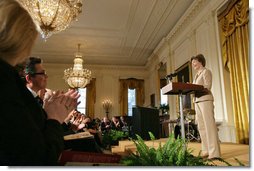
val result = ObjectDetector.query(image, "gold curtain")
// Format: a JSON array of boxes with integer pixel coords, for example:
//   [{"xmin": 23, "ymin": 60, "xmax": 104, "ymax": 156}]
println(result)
[
  {"xmin": 119, "ymin": 78, "xmax": 145, "ymax": 115},
  {"xmin": 119, "ymin": 80, "xmax": 128, "ymax": 116},
  {"xmin": 86, "ymin": 78, "xmax": 96, "ymax": 119},
  {"xmin": 218, "ymin": 0, "xmax": 249, "ymax": 144}
]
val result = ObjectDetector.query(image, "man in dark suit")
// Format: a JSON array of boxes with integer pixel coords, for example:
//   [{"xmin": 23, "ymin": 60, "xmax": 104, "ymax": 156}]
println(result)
[{"xmin": 25, "ymin": 57, "xmax": 48, "ymax": 106}]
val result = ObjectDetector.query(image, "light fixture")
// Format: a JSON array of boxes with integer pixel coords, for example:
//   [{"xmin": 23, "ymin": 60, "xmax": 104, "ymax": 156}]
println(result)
[
  {"xmin": 63, "ymin": 43, "xmax": 91, "ymax": 89},
  {"xmin": 19, "ymin": 0, "xmax": 83, "ymax": 40},
  {"xmin": 102, "ymin": 99, "xmax": 112, "ymax": 118}
]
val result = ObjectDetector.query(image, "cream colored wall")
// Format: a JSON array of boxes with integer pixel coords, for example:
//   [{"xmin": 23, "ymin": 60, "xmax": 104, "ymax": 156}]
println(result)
[
  {"xmin": 44, "ymin": 63, "xmax": 70, "ymax": 91},
  {"xmin": 145, "ymin": 55, "xmax": 160, "ymax": 108},
  {"xmin": 148, "ymin": 0, "xmax": 236, "ymax": 142},
  {"xmin": 146, "ymin": 42, "xmax": 177, "ymax": 119},
  {"xmin": 44, "ymin": 63, "xmax": 148, "ymax": 120},
  {"xmin": 43, "ymin": 0, "xmax": 236, "ymax": 142}
]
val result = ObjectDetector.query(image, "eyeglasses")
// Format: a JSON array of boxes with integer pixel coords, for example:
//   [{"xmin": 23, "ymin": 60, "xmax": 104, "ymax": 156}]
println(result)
[{"xmin": 31, "ymin": 71, "xmax": 47, "ymax": 76}]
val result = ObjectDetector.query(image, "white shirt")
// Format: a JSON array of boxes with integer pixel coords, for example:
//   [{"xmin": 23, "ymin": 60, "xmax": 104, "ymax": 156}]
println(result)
[{"xmin": 27, "ymin": 86, "xmax": 37, "ymax": 98}]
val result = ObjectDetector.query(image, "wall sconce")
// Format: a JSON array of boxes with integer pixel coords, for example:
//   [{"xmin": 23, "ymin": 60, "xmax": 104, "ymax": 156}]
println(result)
[{"xmin": 102, "ymin": 99, "xmax": 112, "ymax": 118}]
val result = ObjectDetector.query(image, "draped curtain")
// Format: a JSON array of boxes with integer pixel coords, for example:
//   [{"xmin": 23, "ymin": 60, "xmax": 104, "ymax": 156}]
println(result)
[
  {"xmin": 218, "ymin": 0, "xmax": 249, "ymax": 144},
  {"xmin": 119, "ymin": 78, "xmax": 145, "ymax": 115},
  {"xmin": 85, "ymin": 78, "xmax": 96, "ymax": 119}
]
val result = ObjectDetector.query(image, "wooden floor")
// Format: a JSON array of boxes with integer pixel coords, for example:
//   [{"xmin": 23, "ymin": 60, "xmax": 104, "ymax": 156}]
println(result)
[{"xmin": 111, "ymin": 138, "xmax": 250, "ymax": 166}]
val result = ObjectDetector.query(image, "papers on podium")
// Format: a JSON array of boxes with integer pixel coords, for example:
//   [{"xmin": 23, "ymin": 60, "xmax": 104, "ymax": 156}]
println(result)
[{"xmin": 64, "ymin": 131, "xmax": 94, "ymax": 141}]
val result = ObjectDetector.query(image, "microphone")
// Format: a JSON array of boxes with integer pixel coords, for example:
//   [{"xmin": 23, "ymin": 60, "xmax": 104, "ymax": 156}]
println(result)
[{"xmin": 165, "ymin": 72, "xmax": 177, "ymax": 81}]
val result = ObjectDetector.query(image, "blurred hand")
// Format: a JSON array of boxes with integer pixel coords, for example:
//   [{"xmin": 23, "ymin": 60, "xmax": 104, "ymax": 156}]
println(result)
[
  {"xmin": 77, "ymin": 123, "xmax": 86, "ymax": 130},
  {"xmin": 62, "ymin": 89, "xmax": 80, "ymax": 112},
  {"xmin": 64, "ymin": 110, "xmax": 75, "ymax": 124},
  {"xmin": 44, "ymin": 90, "xmax": 80, "ymax": 124},
  {"xmin": 70, "ymin": 121, "xmax": 85, "ymax": 131}
]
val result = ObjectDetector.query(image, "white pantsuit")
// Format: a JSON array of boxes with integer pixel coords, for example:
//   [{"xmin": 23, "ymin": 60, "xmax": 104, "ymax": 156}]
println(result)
[{"xmin": 193, "ymin": 68, "xmax": 221, "ymax": 158}]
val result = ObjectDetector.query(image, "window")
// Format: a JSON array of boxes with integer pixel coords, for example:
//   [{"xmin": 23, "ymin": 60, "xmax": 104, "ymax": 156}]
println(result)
[
  {"xmin": 128, "ymin": 88, "xmax": 136, "ymax": 116},
  {"xmin": 77, "ymin": 88, "xmax": 86, "ymax": 114},
  {"xmin": 160, "ymin": 89, "xmax": 168, "ymax": 105}
]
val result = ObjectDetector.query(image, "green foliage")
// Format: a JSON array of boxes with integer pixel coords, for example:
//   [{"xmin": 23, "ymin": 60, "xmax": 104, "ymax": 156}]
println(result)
[
  {"xmin": 102, "ymin": 130, "xmax": 128, "ymax": 147},
  {"xmin": 159, "ymin": 104, "xmax": 169, "ymax": 114},
  {"xmin": 120, "ymin": 133, "xmax": 244, "ymax": 166}
]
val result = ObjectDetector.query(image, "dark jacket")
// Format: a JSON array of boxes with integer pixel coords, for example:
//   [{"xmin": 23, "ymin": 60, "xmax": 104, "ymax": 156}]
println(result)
[{"xmin": 0, "ymin": 59, "xmax": 64, "ymax": 166}]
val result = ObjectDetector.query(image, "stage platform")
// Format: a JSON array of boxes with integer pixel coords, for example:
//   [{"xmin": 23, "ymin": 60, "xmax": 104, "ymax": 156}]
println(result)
[{"xmin": 111, "ymin": 138, "xmax": 249, "ymax": 166}]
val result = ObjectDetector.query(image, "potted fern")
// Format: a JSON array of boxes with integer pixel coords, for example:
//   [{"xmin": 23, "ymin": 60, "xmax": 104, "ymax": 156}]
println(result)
[
  {"xmin": 120, "ymin": 132, "xmax": 243, "ymax": 166},
  {"xmin": 159, "ymin": 104, "xmax": 169, "ymax": 115}
]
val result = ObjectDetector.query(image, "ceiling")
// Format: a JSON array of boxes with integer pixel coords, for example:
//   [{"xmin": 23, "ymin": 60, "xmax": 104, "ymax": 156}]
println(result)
[{"xmin": 31, "ymin": 0, "xmax": 194, "ymax": 67}]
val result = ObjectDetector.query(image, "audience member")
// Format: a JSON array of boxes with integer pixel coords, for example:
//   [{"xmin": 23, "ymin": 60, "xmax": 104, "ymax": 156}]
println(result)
[
  {"xmin": 37, "ymin": 88, "xmax": 47, "ymax": 101},
  {"xmin": 120, "ymin": 116, "xmax": 129, "ymax": 132},
  {"xmin": 62, "ymin": 110, "xmax": 80, "ymax": 135},
  {"xmin": 111, "ymin": 116, "xmax": 122, "ymax": 130},
  {"xmin": 93, "ymin": 118, "xmax": 102, "ymax": 130},
  {"xmin": 0, "ymin": 0, "xmax": 79, "ymax": 165},
  {"xmin": 100, "ymin": 117, "xmax": 111, "ymax": 132},
  {"xmin": 25, "ymin": 57, "xmax": 48, "ymax": 107},
  {"xmin": 82, "ymin": 117, "xmax": 102, "ymax": 146}
]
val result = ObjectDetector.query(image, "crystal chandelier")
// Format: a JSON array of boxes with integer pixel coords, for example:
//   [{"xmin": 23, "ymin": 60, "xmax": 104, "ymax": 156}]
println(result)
[
  {"xmin": 19, "ymin": 0, "xmax": 83, "ymax": 40},
  {"xmin": 63, "ymin": 44, "xmax": 92, "ymax": 89}
]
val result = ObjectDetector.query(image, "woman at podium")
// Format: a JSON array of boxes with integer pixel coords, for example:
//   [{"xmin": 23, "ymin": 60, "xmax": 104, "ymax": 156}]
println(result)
[{"xmin": 191, "ymin": 54, "xmax": 221, "ymax": 159}]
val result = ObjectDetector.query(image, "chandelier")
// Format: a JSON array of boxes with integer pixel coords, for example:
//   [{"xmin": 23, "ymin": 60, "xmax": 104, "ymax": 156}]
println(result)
[
  {"xmin": 19, "ymin": 0, "xmax": 83, "ymax": 40},
  {"xmin": 63, "ymin": 44, "xmax": 92, "ymax": 89}
]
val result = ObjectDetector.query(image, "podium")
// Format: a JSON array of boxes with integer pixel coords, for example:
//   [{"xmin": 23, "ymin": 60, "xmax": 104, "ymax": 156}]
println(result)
[
  {"xmin": 162, "ymin": 82, "xmax": 204, "ymax": 95},
  {"xmin": 162, "ymin": 82, "xmax": 203, "ymax": 146}
]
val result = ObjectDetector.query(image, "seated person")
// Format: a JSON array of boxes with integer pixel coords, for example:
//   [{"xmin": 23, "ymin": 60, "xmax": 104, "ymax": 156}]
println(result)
[
  {"xmin": 93, "ymin": 118, "xmax": 101, "ymax": 130},
  {"xmin": 63, "ymin": 115, "xmax": 102, "ymax": 153},
  {"xmin": 110, "ymin": 116, "xmax": 122, "ymax": 131},
  {"xmin": 62, "ymin": 110, "xmax": 84, "ymax": 135},
  {"xmin": 81, "ymin": 117, "xmax": 102, "ymax": 147},
  {"xmin": 120, "ymin": 116, "xmax": 129, "ymax": 132},
  {"xmin": 100, "ymin": 117, "xmax": 111, "ymax": 132}
]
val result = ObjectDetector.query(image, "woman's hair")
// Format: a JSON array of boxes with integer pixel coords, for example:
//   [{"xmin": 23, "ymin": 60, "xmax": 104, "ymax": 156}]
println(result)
[
  {"xmin": 191, "ymin": 54, "xmax": 206, "ymax": 67},
  {"xmin": 0, "ymin": 0, "xmax": 38, "ymax": 63}
]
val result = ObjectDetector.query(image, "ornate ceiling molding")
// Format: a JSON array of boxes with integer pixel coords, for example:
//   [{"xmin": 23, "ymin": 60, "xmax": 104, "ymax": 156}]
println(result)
[{"xmin": 166, "ymin": 0, "xmax": 207, "ymax": 41}]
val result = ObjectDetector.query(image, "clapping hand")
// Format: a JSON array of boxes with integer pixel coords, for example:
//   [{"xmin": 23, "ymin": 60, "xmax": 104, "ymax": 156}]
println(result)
[{"xmin": 44, "ymin": 89, "xmax": 80, "ymax": 124}]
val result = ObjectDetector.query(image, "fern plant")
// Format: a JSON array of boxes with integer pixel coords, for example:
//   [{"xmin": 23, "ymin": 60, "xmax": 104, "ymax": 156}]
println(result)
[{"xmin": 120, "ymin": 132, "xmax": 243, "ymax": 166}]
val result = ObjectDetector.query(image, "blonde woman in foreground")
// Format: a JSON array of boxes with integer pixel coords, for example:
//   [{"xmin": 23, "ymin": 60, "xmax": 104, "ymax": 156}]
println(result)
[{"xmin": 0, "ymin": 0, "xmax": 79, "ymax": 165}]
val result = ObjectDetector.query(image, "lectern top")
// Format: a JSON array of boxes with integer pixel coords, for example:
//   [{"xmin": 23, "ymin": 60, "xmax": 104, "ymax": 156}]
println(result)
[{"xmin": 161, "ymin": 82, "xmax": 204, "ymax": 95}]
